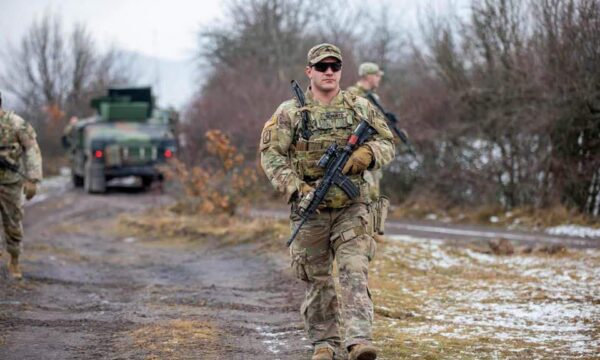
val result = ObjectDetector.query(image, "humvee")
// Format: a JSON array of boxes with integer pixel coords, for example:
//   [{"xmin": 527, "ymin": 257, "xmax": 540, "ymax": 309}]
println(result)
[{"xmin": 63, "ymin": 87, "xmax": 177, "ymax": 193}]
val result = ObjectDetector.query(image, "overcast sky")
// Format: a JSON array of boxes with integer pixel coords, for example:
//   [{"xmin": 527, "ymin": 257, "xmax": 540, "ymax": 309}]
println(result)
[
  {"xmin": 1, "ymin": 0, "xmax": 472, "ymax": 60},
  {"xmin": 0, "ymin": 0, "xmax": 470, "ymax": 107}
]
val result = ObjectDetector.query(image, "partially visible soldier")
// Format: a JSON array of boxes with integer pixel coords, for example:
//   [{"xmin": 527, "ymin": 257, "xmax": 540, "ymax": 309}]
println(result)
[
  {"xmin": 347, "ymin": 63, "xmax": 388, "ymax": 243},
  {"xmin": 261, "ymin": 44, "xmax": 395, "ymax": 360},
  {"xmin": 347, "ymin": 62, "xmax": 384, "ymax": 100},
  {"xmin": 0, "ymin": 91, "xmax": 43, "ymax": 280}
]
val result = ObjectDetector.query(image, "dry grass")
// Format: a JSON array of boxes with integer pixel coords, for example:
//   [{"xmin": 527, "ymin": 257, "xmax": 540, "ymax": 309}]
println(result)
[
  {"xmin": 116, "ymin": 207, "xmax": 289, "ymax": 253},
  {"xmin": 370, "ymin": 235, "xmax": 600, "ymax": 359},
  {"xmin": 125, "ymin": 320, "xmax": 220, "ymax": 359},
  {"xmin": 393, "ymin": 200, "xmax": 599, "ymax": 229},
  {"xmin": 113, "ymin": 206, "xmax": 599, "ymax": 358}
]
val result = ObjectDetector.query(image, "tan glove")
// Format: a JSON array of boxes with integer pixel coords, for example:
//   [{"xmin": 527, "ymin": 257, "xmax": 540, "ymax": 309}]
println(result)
[
  {"xmin": 23, "ymin": 180, "xmax": 38, "ymax": 200},
  {"xmin": 297, "ymin": 182, "xmax": 315, "ymax": 212},
  {"xmin": 299, "ymin": 182, "xmax": 315, "ymax": 197},
  {"xmin": 342, "ymin": 146, "xmax": 373, "ymax": 175}
]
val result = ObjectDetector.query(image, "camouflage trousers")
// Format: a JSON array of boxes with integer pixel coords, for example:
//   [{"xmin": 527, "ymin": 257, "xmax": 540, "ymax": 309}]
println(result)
[
  {"xmin": 289, "ymin": 202, "xmax": 376, "ymax": 351},
  {"xmin": 0, "ymin": 181, "xmax": 24, "ymax": 257}
]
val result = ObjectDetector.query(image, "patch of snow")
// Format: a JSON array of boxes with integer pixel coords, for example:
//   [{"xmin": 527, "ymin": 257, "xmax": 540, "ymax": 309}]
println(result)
[
  {"xmin": 256, "ymin": 325, "xmax": 302, "ymax": 356},
  {"xmin": 426, "ymin": 213, "xmax": 438, "ymax": 221},
  {"xmin": 108, "ymin": 176, "xmax": 140, "ymax": 186},
  {"xmin": 380, "ymin": 236, "xmax": 600, "ymax": 356},
  {"xmin": 545, "ymin": 225, "xmax": 600, "ymax": 239}
]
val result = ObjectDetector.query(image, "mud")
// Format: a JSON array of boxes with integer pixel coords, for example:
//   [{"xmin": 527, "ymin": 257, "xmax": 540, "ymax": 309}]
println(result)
[{"xmin": 0, "ymin": 185, "xmax": 311, "ymax": 359}]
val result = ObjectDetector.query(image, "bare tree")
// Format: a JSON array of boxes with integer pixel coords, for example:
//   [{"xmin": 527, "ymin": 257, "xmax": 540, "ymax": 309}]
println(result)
[
  {"xmin": 187, "ymin": 0, "xmax": 599, "ymax": 217},
  {"xmin": 532, "ymin": 0, "xmax": 600, "ymax": 214},
  {"xmin": 0, "ymin": 12, "xmax": 134, "ymax": 166},
  {"xmin": 186, "ymin": 0, "xmax": 367, "ymax": 164}
]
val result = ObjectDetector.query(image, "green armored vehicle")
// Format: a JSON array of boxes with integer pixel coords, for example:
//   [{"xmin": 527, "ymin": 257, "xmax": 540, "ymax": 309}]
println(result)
[{"xmin": 63, "ymin": 87, "xmax": 177, "ymax": 193}]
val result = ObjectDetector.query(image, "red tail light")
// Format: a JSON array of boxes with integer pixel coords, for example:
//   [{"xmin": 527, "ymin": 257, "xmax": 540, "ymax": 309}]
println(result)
[
  {"xmin": 164, "ymin": 149, "xmax": 173, "ymax": 158},
  {"xmin": 94, "ymin": 150, "xmax": 103, "ymax": 159}
]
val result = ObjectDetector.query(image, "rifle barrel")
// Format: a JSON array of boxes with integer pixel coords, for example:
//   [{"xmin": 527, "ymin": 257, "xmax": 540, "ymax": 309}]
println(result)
[{"xmin": 287, "ymin": 216, "xmax": 308, "ymax": 247}]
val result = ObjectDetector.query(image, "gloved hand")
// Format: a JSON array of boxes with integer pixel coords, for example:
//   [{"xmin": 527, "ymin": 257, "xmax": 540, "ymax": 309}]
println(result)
[
  {"xmin": 23, "ymin": 180, "xmax": 37, "ymax": 200},
  {"xmin": 296, "ymin": 182, "xmax": 316, "ymax": 213},
  {"xmin": 342, "ymin": 146, "xmax": 373, "ymax": 175},
  {"xmin": 299, "ymin": 182, "xmax": 315, "ymax": 197}
]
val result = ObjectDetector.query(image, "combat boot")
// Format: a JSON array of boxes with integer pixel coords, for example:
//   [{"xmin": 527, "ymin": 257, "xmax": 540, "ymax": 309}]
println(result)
[
  {"xmin": 8, "ymin": 255, "xmax": 22, "ymax": 280},
  {"xmin": 311, "ymin": 347, "xmax": 334, "ymax": 360},
  {"xmin": 348, "ymin": 344, "xmax": 377, "ymax": 360}
]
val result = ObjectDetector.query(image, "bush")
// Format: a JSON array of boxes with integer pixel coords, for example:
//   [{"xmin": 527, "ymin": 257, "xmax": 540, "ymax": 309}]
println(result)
[{"xmin": 161, "ymin": 130, "xmax": 258, "ymax": 215}]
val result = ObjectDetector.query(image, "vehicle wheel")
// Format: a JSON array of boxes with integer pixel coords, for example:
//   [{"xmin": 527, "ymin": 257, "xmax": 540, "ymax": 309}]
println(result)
[
  {"xmin": 84, "ymin": 160, "xmax": 106, "ymax": 194},
  {"xmin": 141, "ymin": 176, "xmax": 153, "ymax": 189},
  {"xmin": 72, "ymin": 173, "xmax": 84, "ymax": 188}
]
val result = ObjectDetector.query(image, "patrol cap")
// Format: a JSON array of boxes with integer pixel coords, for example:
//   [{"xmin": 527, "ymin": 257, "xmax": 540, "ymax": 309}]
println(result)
[
  {"xmin": 307, "ymin": 43, "xmax": 343, "ymax": 65},
  {"xmin": 359, "ymin": 62, "xmax": 384, "ymax": 76}
]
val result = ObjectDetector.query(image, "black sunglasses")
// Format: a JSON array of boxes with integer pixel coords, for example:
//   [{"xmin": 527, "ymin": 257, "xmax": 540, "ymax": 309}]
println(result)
[{"xmin": 312, "ymin": 62, "xmax": 342, "ymax": 72}]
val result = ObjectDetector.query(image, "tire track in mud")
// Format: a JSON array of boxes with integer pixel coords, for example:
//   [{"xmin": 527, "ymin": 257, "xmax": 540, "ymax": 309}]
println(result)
[{"xmin": 0, "ymin": 188, "xmax": 311, "ymax": 359}]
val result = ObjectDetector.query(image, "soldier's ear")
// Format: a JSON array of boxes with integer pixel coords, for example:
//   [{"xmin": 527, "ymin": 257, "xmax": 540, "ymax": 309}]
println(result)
[{"xmin": 305, "ymin": 66, "xmax": 312, "ymax": 80}]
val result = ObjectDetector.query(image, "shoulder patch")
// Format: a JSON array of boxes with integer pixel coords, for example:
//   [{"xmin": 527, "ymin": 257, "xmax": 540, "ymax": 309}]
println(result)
[{"xmin": 262, "ymin": 128, "xmax": 272, "ymax": 144}]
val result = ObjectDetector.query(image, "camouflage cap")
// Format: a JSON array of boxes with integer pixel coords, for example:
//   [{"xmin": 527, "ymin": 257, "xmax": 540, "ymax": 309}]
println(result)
[
  {"xmin": 359, "ymin": 62, "xmax": 384, "ymax": 76},
  {"xmin": 307, "ymin": 43, "xmax": 342, "ymax": 65}
]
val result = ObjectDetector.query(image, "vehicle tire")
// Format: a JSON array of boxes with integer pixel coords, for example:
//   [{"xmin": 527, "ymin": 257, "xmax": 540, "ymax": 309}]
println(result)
[
  {"xmin": 141, "ymin": 176, "xmax": 153, "ymax": 189},
  {"xmin": 72, "ymin": 173, "xmax": 84, "ymax": 188},
  {"xmin": 84, "ymin": 160, "xmax": 106, "ymax": 194}
]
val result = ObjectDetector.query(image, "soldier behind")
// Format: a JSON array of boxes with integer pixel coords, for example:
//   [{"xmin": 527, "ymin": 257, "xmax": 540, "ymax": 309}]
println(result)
[
  {"xmin": 0, "ymin": 91, "xmax": 43, "ymax": 280},
  {"xmin": 347, "ymin": 63, "xmax": 389, "ymax": 243},
  {"xmin": 260, "ymin": 44, "xmax": 395, "ymax": 360}
]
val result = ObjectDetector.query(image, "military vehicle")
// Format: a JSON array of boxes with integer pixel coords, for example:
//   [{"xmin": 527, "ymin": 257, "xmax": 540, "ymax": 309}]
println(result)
[{"xmin": 63, "ymin": 87, "xmax": 177, "ymax": 193}]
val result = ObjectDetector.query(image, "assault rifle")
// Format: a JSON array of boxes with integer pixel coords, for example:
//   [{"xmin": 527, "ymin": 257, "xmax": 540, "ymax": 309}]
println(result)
[
  {"xmin": 287, "ymin": 120, "xmax": 378, "ymax": 247},
  {"xmin": 364, "ymin": 91, "xmax": 418, "ymax": 160},
  {"xmin": 0, "ymin": 156, "xmax": 30, "ymax": 181}
]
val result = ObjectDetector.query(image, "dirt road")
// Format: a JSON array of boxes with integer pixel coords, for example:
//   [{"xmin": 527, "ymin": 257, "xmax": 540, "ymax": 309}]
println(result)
[{"xmin": 0, "ymin": 182, "xmax": 310, "ymax": 359}]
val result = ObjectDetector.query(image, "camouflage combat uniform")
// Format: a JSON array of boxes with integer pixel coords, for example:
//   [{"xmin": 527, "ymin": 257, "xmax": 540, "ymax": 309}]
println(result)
[
  {"xmin": 346, "ymin": 83, "xmax": 384, "ymax": 202},
  {"xmin": 260, "ymin": 88, "xmax": 394, "ymax": 352},
  {"xmin": 0, "ymin": 110, "xmax": 42, "ymax": 258}
]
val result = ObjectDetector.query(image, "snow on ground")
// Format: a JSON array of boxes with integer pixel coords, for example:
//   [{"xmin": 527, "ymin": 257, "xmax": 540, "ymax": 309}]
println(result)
[
  {"xmin": 373, "ymin": 235, "xmax": 600, "ymax": 358},
  {"xmin": 26, "ymin": 170, "xmax": 72, "ymax": 206},
  {"xmin": 545, "ymin": 224, "xmax": 600, "ymax": 239}
]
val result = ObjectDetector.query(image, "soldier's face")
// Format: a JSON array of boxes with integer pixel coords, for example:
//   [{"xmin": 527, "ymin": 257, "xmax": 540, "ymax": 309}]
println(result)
[
  {"xmin": 367, "ymin": 73, "xmax": 382, "ymax": 89},
  {"xmin": 306, "ymin": 57, "xmax": 342, "ymax": 93}
]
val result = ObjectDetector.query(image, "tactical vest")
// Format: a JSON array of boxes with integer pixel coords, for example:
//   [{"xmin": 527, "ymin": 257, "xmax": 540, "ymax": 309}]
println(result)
[
  {"xmin": 0, "ymin": 111, "xmax": 24, "ymax": 184},
  {"xmin": 289, "ymin": 92, "xmax": 370, "ymax": 208}
]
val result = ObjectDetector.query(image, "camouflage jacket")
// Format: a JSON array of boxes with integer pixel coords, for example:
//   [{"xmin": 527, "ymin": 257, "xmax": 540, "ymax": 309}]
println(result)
[
  {"xmin": 346, "ymin": 82, "xmax": 382, "ymax": 104},
  {"xmin": 0, "ymin": 110, "xmax": 43, "ymax": 184},
  {"xmin": 260, "ymin": 88, "xmax": 394, "ymax": 208}
]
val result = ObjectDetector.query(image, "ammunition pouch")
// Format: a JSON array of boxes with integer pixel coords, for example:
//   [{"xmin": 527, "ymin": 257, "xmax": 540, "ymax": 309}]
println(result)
[{"xmin": 371, "ymin": 196, "xmax": 390, "ymax": 235}]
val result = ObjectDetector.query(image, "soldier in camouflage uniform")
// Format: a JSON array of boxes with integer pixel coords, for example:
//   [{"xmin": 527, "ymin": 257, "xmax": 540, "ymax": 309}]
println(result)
[
  {"xmin": 347, "ymin": 63, "xmax": 389, "ymax": 243},
  {"xmin": 0, "ymin": 91, "xmax": 43, "ymax": 280},
  {"xmin": 347, "ymin": 63, "xmax": 385, "ymax": 202},
  {"xmin": 260, "ymin": 45, "xmax": 394, "ymax": 360}
]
